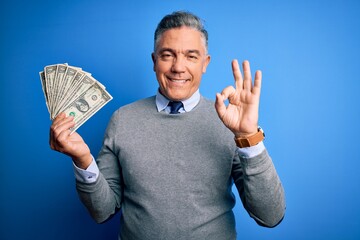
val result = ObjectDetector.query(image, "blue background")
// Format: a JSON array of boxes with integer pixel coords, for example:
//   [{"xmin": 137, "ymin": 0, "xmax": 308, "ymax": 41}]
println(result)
[{"xmin": 1, "ymin": 0, "xmax": 359, "ymax": 239}]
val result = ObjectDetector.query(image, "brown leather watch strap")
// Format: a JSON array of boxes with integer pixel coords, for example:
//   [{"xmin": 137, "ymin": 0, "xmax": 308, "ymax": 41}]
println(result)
[{"xmin": 234, "ymin": 128, "xmax": 265, "ymax": 148}]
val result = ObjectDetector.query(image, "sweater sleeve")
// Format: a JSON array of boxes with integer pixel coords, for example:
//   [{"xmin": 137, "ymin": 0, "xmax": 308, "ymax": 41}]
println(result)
[
  {"xmin": 232, "ymin": 149, "xmax": 286, "ymax": 227},
  {"xmin": 76, "ymin": 111, "xmax": 123, "ymax": 223}
]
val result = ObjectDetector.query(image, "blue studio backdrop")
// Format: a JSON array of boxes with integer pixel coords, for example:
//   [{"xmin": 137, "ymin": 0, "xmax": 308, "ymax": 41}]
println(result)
[{"xmin": 1, "ymin": 0, "xmax": 360, "ymax": 239}]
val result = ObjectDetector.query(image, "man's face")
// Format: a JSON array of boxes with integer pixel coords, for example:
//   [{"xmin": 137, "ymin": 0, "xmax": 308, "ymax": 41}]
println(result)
[{"xmin": 152, "ymin": 26, "xmax": 211, "ymax": 101}]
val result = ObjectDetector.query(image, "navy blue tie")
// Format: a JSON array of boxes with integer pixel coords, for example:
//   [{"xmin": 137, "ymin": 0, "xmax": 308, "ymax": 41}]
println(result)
[{"xmin": 168, "ymin": 101, "xmax": 183, "ymax": 114}]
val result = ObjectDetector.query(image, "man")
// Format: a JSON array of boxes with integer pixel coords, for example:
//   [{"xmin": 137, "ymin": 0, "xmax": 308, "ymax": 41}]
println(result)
[{"xmin": 50, "ymin": 11, "xmax": 285, "ymax": 240}]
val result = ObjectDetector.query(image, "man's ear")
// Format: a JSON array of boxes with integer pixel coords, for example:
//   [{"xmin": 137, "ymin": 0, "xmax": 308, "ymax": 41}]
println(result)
[
  {"xmin": 202, "ymin": 55, "xmax": 211, "ymax": 73},
  {"xmin": 151, "ymin": 53, "xmax": 156, "ymax": 72}
]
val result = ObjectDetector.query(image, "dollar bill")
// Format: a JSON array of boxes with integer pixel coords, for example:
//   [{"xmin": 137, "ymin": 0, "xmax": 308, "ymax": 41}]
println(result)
[
  {"xmin": 40, "ymin": 63, "xmax": 112, "ymax": 131},
  {"xmin": 54, "ymin": 73, "xmax": 95, "ymax": 119},
  {"xmin": 63, "ymin": 82, "xmax": 113, "ymax": 132},
  {"xmin": 39, "ymin": 71, "xmax": 50, "ymax": 114},
  {"xmin": 52, "ymin": 66, "xmax": 82, "ymax": 118},
  {"xmin": 44, "ymin": 65, "xmax": 58, "ymax": 115},
  {"xmin": 53, "ymin": 64, "xmax": 67, "ymax": 113}
]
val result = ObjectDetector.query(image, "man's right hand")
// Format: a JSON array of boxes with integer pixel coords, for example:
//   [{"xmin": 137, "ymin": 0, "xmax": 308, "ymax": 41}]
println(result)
[{"xmin": 50, "ymin": 113, "xmax": 92, "ymax": 169}]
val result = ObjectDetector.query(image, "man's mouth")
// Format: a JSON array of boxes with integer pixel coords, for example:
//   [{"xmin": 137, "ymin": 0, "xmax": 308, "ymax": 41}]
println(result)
[{"xmin": 167, "ymin": 77, "xmax": 189, "ymax": 83}]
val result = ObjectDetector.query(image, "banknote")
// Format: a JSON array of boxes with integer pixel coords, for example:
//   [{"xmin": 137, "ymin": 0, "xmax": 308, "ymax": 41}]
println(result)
[
  {"xmin": 63, "ymin": 82, "xmax": 113, "ymax": 132},
  {"xmin": 44, "ymin": 65, "xmax": 57, "ymax": 114},
  {"xmin": 39, "ymin": 63, "xmax": 112, "ymax": 131}
]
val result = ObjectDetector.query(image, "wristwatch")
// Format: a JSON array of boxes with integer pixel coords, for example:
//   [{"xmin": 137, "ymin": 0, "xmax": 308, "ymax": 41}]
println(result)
[{"xmin": 234, "ymin": 127, "xmax": 265, "ymax": 148}]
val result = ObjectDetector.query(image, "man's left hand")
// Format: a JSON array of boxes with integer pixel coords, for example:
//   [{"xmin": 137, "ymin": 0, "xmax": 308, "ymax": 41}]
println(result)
[{"xmin": 215, "ymin": 60, "xmax": 262, "ymax": 138}]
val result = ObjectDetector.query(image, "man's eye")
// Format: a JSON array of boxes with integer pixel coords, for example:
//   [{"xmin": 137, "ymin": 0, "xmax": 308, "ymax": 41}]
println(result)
[
  {"xmin": 160, "ymin": 53, "xmax": 173, "ymax": 60},
  {"xmin": 188, "ymin": 55, "xmax": 198, "ymax": 60}
]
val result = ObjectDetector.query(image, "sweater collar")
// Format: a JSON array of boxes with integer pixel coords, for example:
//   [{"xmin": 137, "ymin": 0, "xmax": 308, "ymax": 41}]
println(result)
[{"xmin": 155, "ymin": 89, "xmax": 200, "ymax": 113}]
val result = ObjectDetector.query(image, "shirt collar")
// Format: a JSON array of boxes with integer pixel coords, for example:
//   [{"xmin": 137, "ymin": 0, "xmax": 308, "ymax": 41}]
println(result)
[{"xmin": 156, "ymin": 89, "xmax": 200, "ymax": 113}]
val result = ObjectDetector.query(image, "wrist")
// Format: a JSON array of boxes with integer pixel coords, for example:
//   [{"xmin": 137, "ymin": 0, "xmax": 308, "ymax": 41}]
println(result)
[
  {"xmin": 234, "ymin": 131, "xmax": 257, "ymax": 139},
  {"xmin": 234, "ymin": 127, "xmax": 265, "ymax": 148},
  {"xmin": 72, "ymin": 153, "xmax": 92, "ymax": 170}
]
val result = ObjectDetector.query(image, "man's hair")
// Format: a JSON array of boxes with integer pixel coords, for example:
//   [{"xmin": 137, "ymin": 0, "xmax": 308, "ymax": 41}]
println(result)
[{"xmin": 154, "ymin": 11, "xmax": 208, "ymax": 52}]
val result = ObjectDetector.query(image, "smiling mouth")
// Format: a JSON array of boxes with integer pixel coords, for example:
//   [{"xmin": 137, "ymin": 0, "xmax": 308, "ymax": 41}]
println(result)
[{"xmin": 167, "ymin": 77, "xmax": 189, "ymax": 83}]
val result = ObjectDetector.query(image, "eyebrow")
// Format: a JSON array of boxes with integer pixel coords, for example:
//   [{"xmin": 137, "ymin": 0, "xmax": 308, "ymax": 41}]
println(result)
[
  {"xmin": 187, "ymin": 49, "xmax": 201, "ymax": 55},
  {"xmin": 158, "ymin": 48, "xmax": 201, "ymax": 56}
]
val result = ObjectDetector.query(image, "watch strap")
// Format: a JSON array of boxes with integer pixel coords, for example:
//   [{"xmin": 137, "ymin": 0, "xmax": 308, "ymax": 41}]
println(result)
[{"xmin": 234, "ymin": 128, "xmax": 265, "ymax": 148}]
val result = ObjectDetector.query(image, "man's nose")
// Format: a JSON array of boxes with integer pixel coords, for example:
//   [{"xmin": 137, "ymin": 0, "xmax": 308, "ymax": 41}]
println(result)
[{"xmin": 171, "ymin": 56, "xmax": 186, "ymax": 73}]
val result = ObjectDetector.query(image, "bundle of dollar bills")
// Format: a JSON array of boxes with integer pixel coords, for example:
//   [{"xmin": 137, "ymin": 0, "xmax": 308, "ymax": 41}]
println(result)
[{"xmin": 39, "ymin": 63, "xmax": 113, "ymax": 132}]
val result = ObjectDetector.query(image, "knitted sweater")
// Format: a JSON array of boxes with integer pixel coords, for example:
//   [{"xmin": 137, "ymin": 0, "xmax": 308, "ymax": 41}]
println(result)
[{"xmin": 76, "ymin": 96, "xmax": 285, "ymax": 240}]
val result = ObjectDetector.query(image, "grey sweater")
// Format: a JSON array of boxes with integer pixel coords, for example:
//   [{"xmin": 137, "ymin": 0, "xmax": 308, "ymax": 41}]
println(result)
[{"xmin": 76, "ymin": 96, "xmax": 285, "ymax": 240}]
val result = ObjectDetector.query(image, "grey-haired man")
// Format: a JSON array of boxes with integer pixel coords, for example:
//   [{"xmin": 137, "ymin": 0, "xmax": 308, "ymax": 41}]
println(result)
[{"xmin": 50, "ymin": 11, "xmax": 285, "ymax": 240}]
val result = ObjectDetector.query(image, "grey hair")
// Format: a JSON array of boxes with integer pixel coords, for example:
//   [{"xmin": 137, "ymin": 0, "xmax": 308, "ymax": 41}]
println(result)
[{"xmin": 154, "ymin": 11, "xmax": 208, "ymax": 52}]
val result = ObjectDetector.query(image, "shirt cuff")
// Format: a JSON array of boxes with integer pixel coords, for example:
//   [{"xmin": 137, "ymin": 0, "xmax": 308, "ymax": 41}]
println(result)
[
  {"xmin": 73, "ymin": 156, "xmax": 99, "ymax": 183},
  {"xmin": 236, "ymin": 141, "xmax": 265, "ymax": 158}
]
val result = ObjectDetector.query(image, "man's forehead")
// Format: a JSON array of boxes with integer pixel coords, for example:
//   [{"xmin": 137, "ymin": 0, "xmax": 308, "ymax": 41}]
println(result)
[{"xmin": 156, "ymin": 27, "xmax": 206, "ymax": 52}]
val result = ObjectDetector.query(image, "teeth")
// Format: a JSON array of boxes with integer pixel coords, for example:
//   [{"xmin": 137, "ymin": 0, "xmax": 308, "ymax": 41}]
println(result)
[{"xmin": 169, "ymin": 78, "xmax": 186, "ymax": 83}]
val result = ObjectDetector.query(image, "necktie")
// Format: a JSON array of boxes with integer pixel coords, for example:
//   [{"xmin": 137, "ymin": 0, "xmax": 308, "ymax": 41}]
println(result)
[{"xmin": 168, "ymin": 101, "xmax": 183, "ymax": 114}]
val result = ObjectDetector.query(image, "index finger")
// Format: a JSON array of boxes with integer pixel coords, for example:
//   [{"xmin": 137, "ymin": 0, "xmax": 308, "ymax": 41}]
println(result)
[
  {"xmin": 52, "ymin": 112, "xmax": 67, "ymax": 126},
  {"xmin": 51, "ymin": 113, "xmax": 74, "ymax": 131}
]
